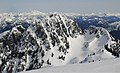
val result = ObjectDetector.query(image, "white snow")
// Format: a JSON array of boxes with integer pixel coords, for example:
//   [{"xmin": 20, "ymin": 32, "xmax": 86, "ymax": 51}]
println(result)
[
  {"xmin": 21, "ymin": 58, "xmax": 120, "ymax": 73},
  {"xmin": 65, "ymin": 35, "xmax": 85, "ymax": 64}
]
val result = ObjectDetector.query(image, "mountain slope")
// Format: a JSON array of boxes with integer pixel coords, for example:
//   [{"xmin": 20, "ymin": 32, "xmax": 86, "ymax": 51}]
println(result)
[{"xmin": 21, "ymin": 58, "xmax": 120, "ymax": 73}]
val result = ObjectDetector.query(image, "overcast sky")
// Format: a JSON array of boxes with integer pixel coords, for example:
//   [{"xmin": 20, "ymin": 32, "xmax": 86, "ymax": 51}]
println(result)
[{"xmin": 0, "ymin": 0, "xmax": 120, "ymax": 13}]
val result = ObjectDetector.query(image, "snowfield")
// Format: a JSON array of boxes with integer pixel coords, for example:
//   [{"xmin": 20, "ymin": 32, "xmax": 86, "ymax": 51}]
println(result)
[{"xmin": 21, "ymin": 58, "xmax": 120, "ymax": 73}]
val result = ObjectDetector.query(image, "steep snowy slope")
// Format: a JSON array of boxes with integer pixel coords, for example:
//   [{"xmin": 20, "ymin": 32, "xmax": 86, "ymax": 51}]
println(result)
[
  {"xmin": 68, "ymin": 26, "xmax": 115, "ymax": 64},
  {"xmin": 21, "ymin": 58, "xmax": 120, "ymax": 73},
  {"xmin": 0, "ymin": 12, "xmax": 119, "ymax": 73}
]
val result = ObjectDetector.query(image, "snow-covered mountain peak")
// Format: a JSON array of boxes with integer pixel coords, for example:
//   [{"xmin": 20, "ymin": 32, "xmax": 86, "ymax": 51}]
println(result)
[{"xmin": 0, "ymin": 12, "xmax": 119, "ymax": 73}]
